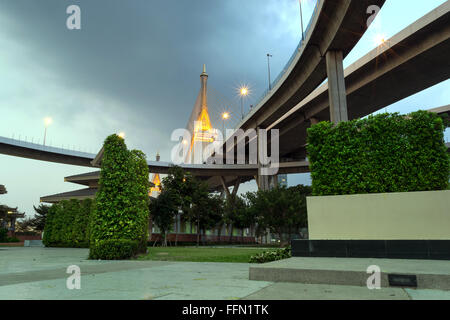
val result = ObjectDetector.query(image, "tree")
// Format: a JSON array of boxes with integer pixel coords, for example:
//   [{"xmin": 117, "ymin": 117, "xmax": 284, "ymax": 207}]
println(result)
[
  {"xmin": 188, "ymin": 186, "xmax": 224, "ymax": 246},
  {"xmin": 245, "ymin": 185, "xmax": 311, "ymax": 246},
  {"xmin": 244, "ymin": 192, "xmax": 268, "ymax": 240},
  {"xmin": 223, "ymin": 194, "xmax": 247, "ymax": 243},
  {"xmin": 149, "ymin": 191, "xmax": 177, "ymax": 246},
  {"xmin": 161, "ymin": 166, "xmax": 197, "ymax": 246},
  {"xmin": 32, "ymin": 204, "xmax": 50, "ymax": 231},
  {"xmin": 185, "ymin": 179, "xmax": 208, "ymax": 246}
]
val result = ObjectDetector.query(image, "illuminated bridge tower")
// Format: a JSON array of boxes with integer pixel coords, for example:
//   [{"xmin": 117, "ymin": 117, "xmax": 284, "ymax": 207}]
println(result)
[
  {"xmin": 185, "ymin": 65, "xmax": 218, "ymax": 164},
  {"xmin": 149, "ymin": 152, "xmax": 162, "ymax": 197}
]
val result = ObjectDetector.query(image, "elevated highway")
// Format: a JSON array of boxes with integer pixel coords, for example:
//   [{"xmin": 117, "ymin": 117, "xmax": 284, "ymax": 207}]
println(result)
[
  {"xmin": 236, "ymin": 0, "xmax": 386, "ymax": 132},
  {"xmin": 269, "ymin": 2, "xmax": 450, "ymax": 160},
  {"xmin": 0, "ymin": 136, "xmax": 309, "ymax": 177},
  {"xmin": 1, "ymin": 1, "xmax": 448, "ymax": 193}
]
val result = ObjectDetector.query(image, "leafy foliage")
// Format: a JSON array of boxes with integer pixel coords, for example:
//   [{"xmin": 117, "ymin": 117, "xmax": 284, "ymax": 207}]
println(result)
[
  {"xmin": 89, "ymin": 239, "xmax": 139, "ymax": 260},
  {"xmin": 244, "ymin": 186, "xmax": 311, "ymax": 243},
  {"xmin": 42, "ymin": 199, "xmax": 93, "ymax": 247},
  {"xmin": 223, "ymin": 194, "xmax": 248, "ymax": 241},
  {"xmin": 152, "ymin": 166, "xmax": 225, "ymax": 246},
  {"xmin": 249, "ymin": 246, "xmax": 291, "ymax": 263},
  {"xmin": 0, "ymin": 227, "xmax": 8, "ymax": 242},
  {"xmin": 307, "ymin": 111, "xmax": 450, "ymax": 196},
  {"xmin": 186, "ymin": 180, "xmax": 223, "ymax": 245},
  {"xmin": 149, "ymin": 190, "xmax": 178, "ymax": 246},
  {"xmin": 31, "ymin": 204, "xmax": 50, "ymax": 231},
  {"xmin": 89, "ymin": 134, "xmax": 150, "ymax": 259}
]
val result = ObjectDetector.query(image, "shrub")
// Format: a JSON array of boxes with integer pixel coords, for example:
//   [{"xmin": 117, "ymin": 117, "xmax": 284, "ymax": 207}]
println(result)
[
  {"xmin": 89, "ymin": 134, "xmax": 150, "ymax": 259},
  {"xmin": 7, "ymin": 237, "xmax": 20, "ymax": 243},
  {"xmin": 307, "ymin": 111, "xmax": 449, "ymax": 196},
  {"xmin": 89, "ymin": 239, "xmax": 139, "ymax": 260},
  {"xmin": 0, "ymin": 228, "xmax": 8, "ymax": 242},
  {"xmin": 249, "ymin": 247, "xmax": 291, "ymax": 263},
  {"xmin": 42, "ymin": 199, "xmax": 93, "ymax": 248}
]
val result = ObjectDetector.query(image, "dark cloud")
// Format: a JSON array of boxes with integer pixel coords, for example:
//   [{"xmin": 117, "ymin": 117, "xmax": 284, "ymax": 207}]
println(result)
[{"xmin": 0, "ymin": 0, "xmax": 301, "ymax": 134}]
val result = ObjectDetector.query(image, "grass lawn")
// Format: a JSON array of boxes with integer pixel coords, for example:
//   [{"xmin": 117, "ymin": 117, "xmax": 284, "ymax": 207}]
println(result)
[{"xmin": 138, "ymin": 247, "xmax": 277, "ymax": 263}]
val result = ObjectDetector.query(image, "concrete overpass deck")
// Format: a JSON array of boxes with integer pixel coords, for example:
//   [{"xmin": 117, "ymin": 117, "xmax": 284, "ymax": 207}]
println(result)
[
  {"xmin": 236, "ymin": 0, "xmax": 386, "ymax": 131},
  {"xmin": 264, "ymin": 2, "xmax": 450, "ymax": 160}
]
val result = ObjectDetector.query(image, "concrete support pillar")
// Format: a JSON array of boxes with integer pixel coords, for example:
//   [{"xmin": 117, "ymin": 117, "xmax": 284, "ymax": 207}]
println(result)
[
  {"xmin": 270, "ymin": 175, "xmax": 278, "ymax": 189},
  {"xmin": 257, "ymin": 128, "xmax": 270, "ymax": 191},
  {"xmin": 254, "ymin": 175, "xmax": 259, "ymax": 189},
  {"xmin": 220, "ymin": 176, "xmax": 231, "ymax": 198},
  {"xmin": 326, "ymin": 50, "xmax": 348, "ymax": 124},
  {"xmin": 232, "ymin": 177, "xmax": 241, "ymax": 196}
]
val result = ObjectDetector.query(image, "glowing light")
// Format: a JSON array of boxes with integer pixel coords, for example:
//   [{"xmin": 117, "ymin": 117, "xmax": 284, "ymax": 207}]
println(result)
[
  {"xmin": 222, "ymin": 112, "xmax": 230, "ymax": 120},
  {"xmin": 118, "ymin": 132, "xmax": 125, "ymax": 139},
  {"xmin": 240, "ymin": 86, "xmax": 249, "ymax": 96},
  {"xmin": 374, "ymin": 34, "xmax": 386, "ymax": 46},
  {"xmin": 44, "ymin": 117, "xmax": 53, "ymax": 127}
]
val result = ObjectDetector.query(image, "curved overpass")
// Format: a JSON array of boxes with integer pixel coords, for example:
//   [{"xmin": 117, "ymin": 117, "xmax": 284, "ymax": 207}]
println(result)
[
  {"xmin": 236, "ymin": 0, "xmax": 386, "ymax": 132},
  {"xmin": 269, "ymin": 2, "xmax": 450, "ymax": 159},
  {"xmin": 0, "ymin": 136, "xmax": 309, "ymax": 176}
]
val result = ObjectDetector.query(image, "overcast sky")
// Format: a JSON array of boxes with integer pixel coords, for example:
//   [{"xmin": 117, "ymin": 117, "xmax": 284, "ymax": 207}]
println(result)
[{"xmin": 0, "ymin": 0, "xmax": 448, "ymax": 218}]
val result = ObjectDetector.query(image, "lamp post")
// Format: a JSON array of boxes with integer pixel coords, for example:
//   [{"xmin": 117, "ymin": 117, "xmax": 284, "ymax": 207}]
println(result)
[
  {"xmin": 239, "ymin": 86, "xmax": 249, "ymax": 120},
  {"xmin": 221, "ymin": 112, "xmax": 230, "ymax": 142},
  {"xmin": 43, "ymin": 117, "xmax": 52, "ymax": 146},
  {"xmin": 267, "ymin": 53, "xmax": 273, "ymax": 91},
  {"xmin": 299, "ymin": 0, "xmax": 304, "ymax": 41}
]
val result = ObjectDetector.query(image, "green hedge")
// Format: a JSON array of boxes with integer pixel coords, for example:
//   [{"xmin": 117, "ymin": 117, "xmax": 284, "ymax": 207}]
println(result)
[
  {"xmin": 42, "ymin": 199, "xmax": 93, "ymax": 248},
  {"xmin": 89, "ymin": 134, "xmax": 150, "ymax": 259},
  {"xmin": 89, "ymin": 239, "xmax": 139, "ymax": 260},
  {"xmin": 307, "ymin": 111, "xmax": 449, "ymax": 196},
  {"xmin": 0, "ymin": 228, "xmax": 7, "ymax": 242}
]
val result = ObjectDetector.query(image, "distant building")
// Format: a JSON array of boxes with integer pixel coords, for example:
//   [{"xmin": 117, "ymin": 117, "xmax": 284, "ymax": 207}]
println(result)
[{"xmin": 0, "ymin": 186, "xmax": 25, "ymax": 234}]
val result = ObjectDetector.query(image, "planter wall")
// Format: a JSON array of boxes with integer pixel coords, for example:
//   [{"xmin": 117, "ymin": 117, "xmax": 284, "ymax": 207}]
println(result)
[{"xmin": 307, "ymin": 190, "xmax": 450, "ymax": 240}]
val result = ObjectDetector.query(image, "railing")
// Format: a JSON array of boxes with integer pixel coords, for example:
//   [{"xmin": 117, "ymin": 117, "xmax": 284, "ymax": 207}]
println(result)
[
  {"xmin": 243, "ymin": 0, "xmax": 322, "ymax": 123},
  {"xmin": 0, "ymin": 135, "xmax": 96, "ymax": 157}
]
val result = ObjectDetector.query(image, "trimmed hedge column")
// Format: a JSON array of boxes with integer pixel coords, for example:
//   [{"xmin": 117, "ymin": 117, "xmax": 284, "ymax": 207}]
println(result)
[
  {"xmin": 89, "ymin": 134, "xmax": 150, "ymax": 260},
  {"xmin": 307, "ymin": 111, "xmax": 449, "ymax": 196}
]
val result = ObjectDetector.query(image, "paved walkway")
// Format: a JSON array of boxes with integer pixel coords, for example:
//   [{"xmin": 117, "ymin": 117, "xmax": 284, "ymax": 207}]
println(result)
[{"xmin": 1, "ymin": 247, "xmax": 449, "ymax": 300}]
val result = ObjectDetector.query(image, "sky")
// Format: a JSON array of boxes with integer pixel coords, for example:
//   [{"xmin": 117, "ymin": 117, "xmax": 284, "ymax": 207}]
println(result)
[{"xmin": 0, "ymin": 0, "xmax": 448, "ymax": 218}]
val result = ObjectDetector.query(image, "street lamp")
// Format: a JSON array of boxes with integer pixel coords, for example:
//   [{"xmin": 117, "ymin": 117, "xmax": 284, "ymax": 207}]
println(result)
[
  {"xmin": 267, "ymin": 54, "xmax": 273, "ymax": 91},
  {"xmin": 118, "ymin": 132, "xmax": 126, "ymax": 139},
  {"xmin": 221, "ymin": 112, "xmax": 230, "ymax": 141},
  {"xmin": 374, "ymin": 34, "xmax": 386, "ymax": 46},
  {"xmin": 239, "ymin": 86, "xmax": 249, "ymax": 120},
  {"xmin": 43, "ymin": 117, "xmax": 52, "ymax": 146},
  {"xmin": 299, "ymin": 0, "xmax": 304, "ymax": 41}
]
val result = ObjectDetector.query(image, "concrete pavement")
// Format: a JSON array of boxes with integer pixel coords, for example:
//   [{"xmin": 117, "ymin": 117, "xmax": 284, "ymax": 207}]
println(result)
[{"xmin": 1, "ymin": 247, "xmax": 449, "ymax": 300}]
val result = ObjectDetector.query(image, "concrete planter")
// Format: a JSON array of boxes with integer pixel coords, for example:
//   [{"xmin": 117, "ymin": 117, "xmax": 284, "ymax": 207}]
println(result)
[{"xmin": 307, "ymin": 190, "xmax": 450, "ymax": 240}]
